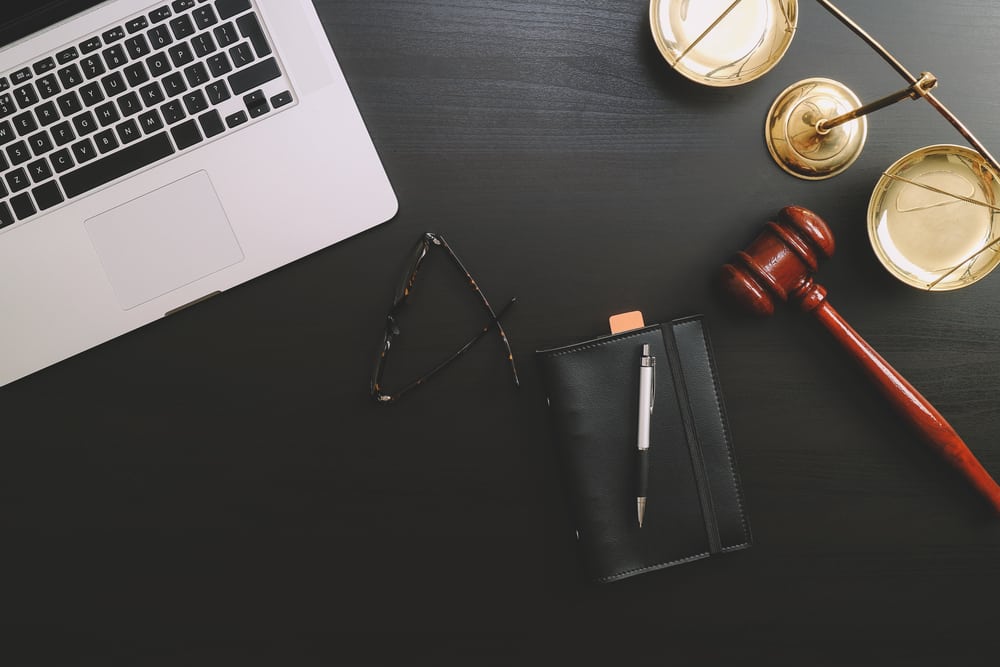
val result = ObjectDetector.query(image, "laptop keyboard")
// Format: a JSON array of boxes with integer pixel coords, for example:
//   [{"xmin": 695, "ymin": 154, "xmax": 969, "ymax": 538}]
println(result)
[{"xmin": 0, "ymin": 0, "xmax": 295, "ymax": 231}]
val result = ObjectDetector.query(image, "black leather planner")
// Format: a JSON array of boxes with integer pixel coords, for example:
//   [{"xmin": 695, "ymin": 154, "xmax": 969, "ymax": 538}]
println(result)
[{"xmin": 537, "ymin": 316, "xmax": 751, "ymax": 583}]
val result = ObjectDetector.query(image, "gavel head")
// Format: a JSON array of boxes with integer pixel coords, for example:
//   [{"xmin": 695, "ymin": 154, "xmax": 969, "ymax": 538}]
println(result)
[{"xmin": 719, "ymin": 206, "xmax": 836, "ymax": 316}]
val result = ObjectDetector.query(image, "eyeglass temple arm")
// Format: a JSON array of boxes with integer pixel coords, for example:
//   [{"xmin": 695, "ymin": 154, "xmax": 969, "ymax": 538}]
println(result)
[
  {"xmin": 390, "ymin": 297, "xmax": 518, "ymax": 399},
  {"xmin": 815, "ymin": 0, "xmax": 1000, "ymax": 173}
]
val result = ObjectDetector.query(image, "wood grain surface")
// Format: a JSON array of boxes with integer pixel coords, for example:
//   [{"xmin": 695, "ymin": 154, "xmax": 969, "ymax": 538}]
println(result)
[{"xmin": 3, "ymin": 1, "xmax": 1000, "ymax": 664}]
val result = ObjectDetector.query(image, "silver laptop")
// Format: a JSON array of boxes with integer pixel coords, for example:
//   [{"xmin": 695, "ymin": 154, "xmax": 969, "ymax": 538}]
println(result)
[{"xmin": 0, "ymin": 0, "xmax": 398, "ymax": 387}]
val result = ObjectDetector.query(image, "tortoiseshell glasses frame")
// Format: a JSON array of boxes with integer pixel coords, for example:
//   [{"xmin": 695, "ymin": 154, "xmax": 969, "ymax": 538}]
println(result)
[{"xmin": 370, "ymin": 232, "xmax": 519, "ymax": 404}]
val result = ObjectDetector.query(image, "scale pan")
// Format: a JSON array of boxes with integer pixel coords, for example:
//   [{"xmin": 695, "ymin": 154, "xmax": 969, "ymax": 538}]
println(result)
[
  {"xmin": 868, "ymin": 145, "xmax": 1000, "ymax": 291},
  {"xmin": 650, "ymin": 0, "xmax": 798, "ymax": 87}
]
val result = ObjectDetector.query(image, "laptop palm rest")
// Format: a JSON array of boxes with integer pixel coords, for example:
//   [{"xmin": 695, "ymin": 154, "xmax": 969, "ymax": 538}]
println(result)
[{"xmin": 85, "ymin": 171, "xmax": 245, "ymax": 311}]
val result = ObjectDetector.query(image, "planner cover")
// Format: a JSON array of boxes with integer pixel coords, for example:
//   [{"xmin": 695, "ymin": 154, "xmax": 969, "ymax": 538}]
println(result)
[{"xmin": 536, "ymin": 316, "xmax": 751, "ymax": 583}]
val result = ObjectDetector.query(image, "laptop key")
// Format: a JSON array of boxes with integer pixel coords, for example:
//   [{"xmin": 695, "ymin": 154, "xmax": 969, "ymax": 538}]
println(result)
[
  {"xmin": 184, "ymin": 62, "xmax": 210, "ymax": 87},
  {"xmin": 248, "ymin": 100, "xmax": 269, "ymax": 118},
  {"xmin": 205, "ymin": 80, "xmax": 230, "ymax": 104},
  {"xmin": 0, "ymin": 121, "xmax": 15, "ymax": 145},
  {"xmin": 126, "ymin": 34, "xmax": 151, "ymax": 59},
  {"xmin": 150, "ymin": 7, "xmax": 172, "ymax": 24},
  {"xmin": 10, "ymin": 192, "xmax": 35, "ymax": 220},
  {"xmin": 11, "ymin": 68, "xmax": 32, "ymax": 85},
  {"xmin": 61, "ymin": 132, "xmax": 175, "ymax": 198},
  {"xmin": 198, "ymin": 109, "xmax": 224, "ymax": 138},
  {"xmin": 163, "ymin": 73, "xmax": 188, "ymax": 97},
  {"xmin": 80, "ymin": 37, "xmax": 102, "ymax": 54},
  {"xmin": 148, "ymin": 25, "xmax": 173, "ymax": 50},
  {"xmin": 13, "ymin": 112, "xmax": 38, "ymax": 136},
  {"xmin": 80, "ymin": 83, "xmax": 105, "ymax": 107},
  {"xmin": 225, "ymin": 110, "xmax": 247, "ymax": 128},
  {"xmin": 103, "ymin": 45, "xmax": 128, "ymax": 70},
  {"xmin": 80, "ymin": 55, "xmax": 106, "ymax": 79},
  {"xmin": 7, "ymin": 141, "xmax": 31, "ymax": 165},
  {"xmin": 138, "ymin": 109, "xmax": 164, "ymax": 134},
  {"xmin": 33, "ymin": 58, "xmax": 57, "ymax": 75},
  {"xmin": 57, "ymin": 49, "xmax": 80, "ymax": 67},
  {"xmin": 36, "ymin": 74, "xmax": 61, "ymax": 99},
  {"xmin": 35, "ymin": 102, "xmax": 60, "ymax": 127},
  {"xmin": 71, "ymin": 138, "xmax": 97, "ymax": 163},
  {"xmin": 15, "ymin": 85, "xmax": 39, "ymax": 108},
  {"xmin": 169, "ymin": 43, "xmax": 195, "ymax": 68},
  {"xmin": 237, "ymin": 13, "xmax": 271, "ymax": 58},
  {"xmin": 161, "ymin": 100, "xmax": 186, "ymax": 124},
  {"xmin": 27, "ymin": 159, "xmax": 52, "ymax": 183},
  {"xmin": 51, "ymin": 148, "xmax": 75, "ymax": 173},
  {"xmin": 127, "ymin": 17, "xmax": 150, "ymax": 34},
  {"xmin": 192, "ymin": 33, "xmax": 217, "ymax": 58},
  {"xmin": 28, "ymin": 131, "xmax": 53, "ymax": 156},
  {"xmin": 58, "ymin": 63, "xmax": 84, "ymax": 89},
  {"xmin": 103, "ymin": 26, "xmax": 127, "ymax": 44},
  {"xmin": 216, "ymin": 0, "xmax": 251, "ymax": 21},
  {"xmin": 194, "ymin": 6, "xmax": 219, "ymax": 30},
  {"xmin": 227, "ymin": 57, "xmax": 279, "ymax": 95},
  {"xmin": 6, "ymin": 167, "xmax": 30, "ymax": 191},
  {"xmin": 214, "ymin": 22, "xmax": 239, "ymax": 47},
  {"xmin": 72, "ymin": 111, "xmax": 98, "ymax": 136},
  {"xmin": 32, "ymin": 181, "xmax": 64, "ymax": 211},
  {"xmin": 173, "ymin": 0, "xmax": 197, "ymax": 11},
  {"xmin": 183, "ymin": 90, "xmax": 208, "ymax": 115},
  {"xmin": 118, "ymin": 92, "xmax": 142, "ymax": 117},
  {"xmin": 206, "ymin": 52, "xmax": 231, "ymax": 77},
  {"xmin": 146, "ymin": 52, "xmax": 173, "ymax": 78},
  {"xmin": 169, "ymin": 15, "xmax": 196, "ymax": 40},
  {"xmin": 171, "ymin": 119, "xmax": 202, "ymax": 150},
  {"xmin": 270, "ymin": 90, "xmax": 292, "ymax": 109},
  {"xmin": 57, "ymin": 91, "xmax": 83, "ymax": 116},
  {"xmin": 51, "ymin": 122, "xmax": 75, "ymax": 146},
  {"xmin": 139, "ymin": 82, "xmax": 166, "ymax": 106},
  {"xmin": 102, "ymin": 72, "xmax": 126, "ymax": 98},
  {"xmin": 0, "ymin": 201, "xmax": 14, "ymax": 228},
  {"xmin": 116, "ymin": 119, "xmax": 142, "ymax": 144},
  {"xmin": 0, "ymin": 95, "xmax": 16, "ymax": 118},
  {"xmin": 95, "ymin": 102, "xmax": 121, "ymax": 127},
  {"xmin": 124, "ymin": 62, "xmax": 150, "ymax": 86},
  {"xmin": 229, "ymin": 42, "xmax": 254, "ymax": 68},
  {"xmin": 94, "ymin": 129, "xmax": 119, "ymax": 154}
]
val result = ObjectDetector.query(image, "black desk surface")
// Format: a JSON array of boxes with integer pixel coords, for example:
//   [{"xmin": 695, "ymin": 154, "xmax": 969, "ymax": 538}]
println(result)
[{"xmin": 4, "ymin": 1, "xmax": 1000, "ymax": 664}]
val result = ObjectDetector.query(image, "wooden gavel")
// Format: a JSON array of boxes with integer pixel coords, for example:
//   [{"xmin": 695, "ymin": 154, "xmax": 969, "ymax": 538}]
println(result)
[{"xmin": 720, "ymin": 205, "xmax": 1000, "ymax": 513}]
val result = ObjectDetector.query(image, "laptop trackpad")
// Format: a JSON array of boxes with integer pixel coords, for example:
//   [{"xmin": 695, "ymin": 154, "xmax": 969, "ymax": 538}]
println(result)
[{"xmin": 85, "ymin": 171, "xmax": 244, "ymax": 310}]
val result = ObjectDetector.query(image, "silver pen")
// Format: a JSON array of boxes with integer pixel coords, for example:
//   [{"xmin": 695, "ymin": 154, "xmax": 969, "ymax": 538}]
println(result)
[{"xmin": 637, "ymin": 344, "xmax": 655, "ymax": 527}]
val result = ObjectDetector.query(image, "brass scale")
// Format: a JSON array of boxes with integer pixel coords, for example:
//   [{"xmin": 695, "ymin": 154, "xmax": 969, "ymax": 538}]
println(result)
[{"xmin": 649, "ymin": 0, "xmax": 1000, "ymax": 292}]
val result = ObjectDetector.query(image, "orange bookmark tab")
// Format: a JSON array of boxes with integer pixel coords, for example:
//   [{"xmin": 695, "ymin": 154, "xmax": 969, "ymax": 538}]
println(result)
[{"xmin": 609, "ymin": 311, "xmax": 645, "ymax": 334}]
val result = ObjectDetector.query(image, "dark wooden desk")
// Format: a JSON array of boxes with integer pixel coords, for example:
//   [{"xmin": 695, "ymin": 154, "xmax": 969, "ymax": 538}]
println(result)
[{"xmin": 4, "ymin": 1, "xmax": 1000, "ymax": 664}]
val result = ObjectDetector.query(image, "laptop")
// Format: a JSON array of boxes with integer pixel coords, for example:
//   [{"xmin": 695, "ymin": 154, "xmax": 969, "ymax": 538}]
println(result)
[{"xmin": 0, "ymin": 0, "xmax": 398, "ymax": 387}]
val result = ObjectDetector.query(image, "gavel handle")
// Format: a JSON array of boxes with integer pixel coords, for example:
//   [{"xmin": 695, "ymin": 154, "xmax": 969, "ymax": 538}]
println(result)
[{"xmin": 810, "ymin": 301, "xmax": 1000, "ymax": 512}]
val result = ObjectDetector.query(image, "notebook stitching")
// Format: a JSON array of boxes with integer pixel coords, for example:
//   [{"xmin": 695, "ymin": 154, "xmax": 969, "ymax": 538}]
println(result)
[
  {"xmin": 598, "ymin": 552, "xmax": 710, "ymax": 583},
  {"xmin": 676, "ymin": 318, "xmax": 750, "ymax": 543},
  {"xmin": 541, "ymin": 329, "xmax": 651, "ymax": 358}
]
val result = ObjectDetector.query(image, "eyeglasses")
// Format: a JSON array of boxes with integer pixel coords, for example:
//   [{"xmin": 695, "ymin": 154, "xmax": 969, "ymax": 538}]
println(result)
[
  {"xmin": 370, "ymin": 232, "xmax": 519, "ymax": 404},
  {"xmin": 649, "ymin": 0, "xmax": 1000, "ymax": 291}
]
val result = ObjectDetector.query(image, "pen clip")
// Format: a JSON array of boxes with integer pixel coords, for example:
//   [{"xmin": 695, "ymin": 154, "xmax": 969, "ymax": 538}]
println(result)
[{"xmin": 649, "ymin": 356, "xmax": 656, "ymax": 415}]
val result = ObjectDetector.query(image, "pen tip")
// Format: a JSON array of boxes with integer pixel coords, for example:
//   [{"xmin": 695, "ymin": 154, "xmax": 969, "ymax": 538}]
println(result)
[{"xmin": 637, "ymin": 498, "xmax": 646, "ymax": 528}]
